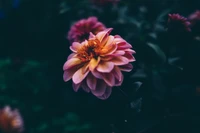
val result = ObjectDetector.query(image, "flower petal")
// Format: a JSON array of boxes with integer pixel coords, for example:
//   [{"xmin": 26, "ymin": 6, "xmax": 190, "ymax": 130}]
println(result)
[
  {"xmin": 91, "ymin": 80, "xmax": 106, "ymax": 96},
  {"xmin": 72, "ymin": 65, "xmax": 89, "ymax": 84},
  {"xmin": 72, "ymin": 82, "xmax": 81, "ymax": 92},
  {"xmin": 117, "ymin": 42, "xmax": 132, "ymax": 49},
  {"xmin": 91, "ymin": 69, "xmax": 103, "ymax": 79},
  {"xmin": 101, "ymin": 41, "xmax": 117, "ymax": 55},
  {"xmin": 67, "ymin": 53, "xmax": 77, "ymax": 60},
  {"xmin": 125, "ymin": 49, "xmax": 136, "ymax": 54},
  {"xmin": 97, "ymin": 61, "xmax": 114, "ymax": 73},
  {"xmin": 70, "ymin": 42, "xmax": 82, "ymax": 52},
  {"xmin": 104, "ymin": 36, "xmax": 114, "ymax": 47},
  {"xmin": 96, "ymin": 28, "xmax": 113, "ymax": 44},
  {"xmin": 119, "ymin": 63, "xmax": 133, "ymax": 72},
  {"xmin": 63, "ymin": 58, "xmax": 82, "ymax": 70},
  {"xmin": 86, "ymin": 73, "xmax": 97, "ymax": 90},
  {"xmin": 81, "ymin": 82, "xmax": 90, "ymax": 93},
  {"xmin": 100, "ymin": 55, "xmax": 114, "ymax": 61},
  {"xmin": 89, "ymin": 57, "xmax": 100, "ymax": 71},
  {"xmin": 115, "ymin": 74, "xmax": 124, "ymax": 86},
  {"xmin": 112, "ymin": 50, "xmax": 125, "ymax": 56},
  {"xmin": 102, "ymin": 73, "xmax": 115, "ymax": 86},
  {"xmin": 63, "ymin": 67, "xmax": 78, "ymax": 82},
  {"xmin": 111, "ymin": 56, "xmax": 129, "ymax": 66},
  {"xmin": 113, "ymin": 66, "xmax": 123, "ymax": 82},
  {"xmin": 89, "ymin": 32, "xmax": 95, "ymax": 38},
  {"xmin": 114, "ymin": 37, "xmax": 132, "ymax": 49},
  {"xmin": 124, "ymin": 52, "xmax": 136, "ymax": 62},
  {"xmin": 97, "ymin": 87, "xmax": 112, "ymax": 100}
]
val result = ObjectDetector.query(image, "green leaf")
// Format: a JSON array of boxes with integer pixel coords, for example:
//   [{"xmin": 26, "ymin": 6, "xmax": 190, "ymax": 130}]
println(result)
[
  {"xmin": 32, "ymin": 105, "xmax": 44, "ymax": 112},
  {"xmin": 64, "ymin": 125, "xmax": 78, "ymax": 132},
  {"xmin": 36, "ymin": 123, "xmax": 48, "ymax": 132},
  {"xmin": 146, "ymin": 42, "xmax": 166, "ymax": 64},
  {"xmin": 65, "ymin": 112, "xmax": 80, "ymax": 124},
  {"xmin": 0, "ymin": 59, "xmax": 11, "ymax": 68},
  {"xmin": 80, "ymin": 123, "xmax": 92, "ymax": 130}
]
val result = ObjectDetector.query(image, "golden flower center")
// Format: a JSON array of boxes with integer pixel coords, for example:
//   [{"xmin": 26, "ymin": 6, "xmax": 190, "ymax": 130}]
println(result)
[{"xmin": 77, "ymin": 39, "xmax": 102, "ymax": 62}]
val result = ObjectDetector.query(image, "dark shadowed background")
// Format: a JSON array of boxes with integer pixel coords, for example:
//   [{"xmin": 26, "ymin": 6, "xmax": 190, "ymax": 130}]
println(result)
[{"xmin": 0, "ymin": 0, "xmax": 200, "ymax": 133}]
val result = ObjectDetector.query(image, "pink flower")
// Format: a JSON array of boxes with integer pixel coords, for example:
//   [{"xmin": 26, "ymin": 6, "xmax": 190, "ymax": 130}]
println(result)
[
  {"xmin": 168, "ymin": 14, "xmax": 191, "ymax": 32},
  {"xmin": 0, "ymin": 106, "xmax": 24, "ymax": 133},
  {"xmin": 63, "ymin": 28, "xmax": 136, "ymax": 100},
  {"xmin": 67, "ymin": 17, "xmax": 106, "ymax": 43},
  {"xmin": 188, "ymin": 10, "xmax": 200, "ymax": 26},
  {"xmin": 188, "ymin": 10, "xmax": 200, "ymax": 36}
]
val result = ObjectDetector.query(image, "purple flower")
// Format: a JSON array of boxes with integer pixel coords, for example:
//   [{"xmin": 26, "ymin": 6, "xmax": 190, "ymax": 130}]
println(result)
[
  {"xmin": 188, "ymin": 10, "xmax": 200, "ymax": 26},
  {"xmin": 168, "ymin": 14, "xmax": 191, "ymax": 32},
  {"xmin": 188, "ymin": 10, "xmax": 200, "ymax": 37},
  {"xmin": 67, "ymin": 16, "xmax": 106, "ymax": 43}
]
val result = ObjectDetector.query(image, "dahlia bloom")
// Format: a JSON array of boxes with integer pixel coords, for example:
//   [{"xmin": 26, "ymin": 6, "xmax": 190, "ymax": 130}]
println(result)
[
  {"xmin": 168, "ymin": 14, "xmax": 191, "ymax": 32},
  {"xmin": 0, "ymin": 106, "xmax": 24, "ymax": 133},
  {"xmin": 67, "ymin": 17, "xmax": 106, "ymax": 43},
  {"xmin": 63, "ymin": 28, "xmax": 136, "ymax": 100}
]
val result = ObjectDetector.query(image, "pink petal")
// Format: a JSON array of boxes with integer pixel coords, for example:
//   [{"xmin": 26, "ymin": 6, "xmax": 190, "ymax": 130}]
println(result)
[
  {"xmin": 115, "ymin": 74, "xmax": 124, "ymax": 86},
  {"xmin": 89, "ymin": 57, "xmax": 100, "ymax": 71},
  {"xmin": 81, "ymin": 40, "xmax": 88, "ymax": 46},
  {"xmin": 124, "ymin": 52, "xmax": 136, "ymax": 62},
  {"xmin": 104, "ymin": 36, "xmax": 114, "ymax": 47},
  {"xmin": 91, "ymin": 80, "xmax": 106, "ymax": 96},
  {"xmin": 89, "ymin": 32, "xmax": 95, "ymax": 38},
  {"xmin": 102, "ymin": 73, "xmax": 115, "ymax": 86},
  {"xmin": 67, "ymin": 53, "xmax": 77, "ymax": 60},
  {"xmin": 81, "ymin": 82, "xmax": 90, "ymax": 93},
  {"xmin": 115, "ymin": 38, "xmax": 132, "ymax": 49},
  {"xmin": 63, "ymin": 67, "xmax": 78, "ymax": 82},
  {"xmin": 100, "ymin": 55, "xmax": 114, "ymax": 61},
  {"xmin": 70, "ymin": 42, "xmax": 82, "ymax": 52},
  {"xmin": 72, "ymin": 65, "xmax": 89, "ymax": 84},
  {"xmin": 86, "ymin": 73, "xmax": 97, "ymax": 90},
  {"xmin": 72, "ymin": 82, "xmax": 81, "ymax": 92},
  {"xmin": 118, "ymin": 43, "xmax": 132, "ymax": 49},
  {"xmin": 113, "ymin": 37, "xmax": 128, "ymax": 46},
  {"xmin": 119, "ymin": 63, "xmax": 133, "ymax": 72},
  {"xmin": 63, "ymin": 58, "xmax": 82, "ymax": 70},
  {"xmin": 112, "ymin": 66, "xmax": 124, "ymax": 86},
  {"xmin": 97, "ymin": 61, "xmax": 114, "ymax": 73},
  {"xmin": 111, "ymin": 56, "xmax": 129, "ymax": 66},
  {"xmin": 125, "ymin": 49, "xmax": 136, "ymax": 54},
  {"xmin": 113, "ymin": 66, "xmax": 123, "ymax": 81},
  {"xmin": 114, "ymin": 35, "xmax": 123, "ymax": 40},
  {"xmin": 87, "ymin": 16, "xmax": 97, "ymax": 22},
  {"xmin": 101, "ymin": 41, "xmax": 117, "ymax": 55},
  {"xmin": 97, "ymin": 87, "xmax": 112, "ymax": 100},
  {"xmin": 96, "ymin": 28, "xmax": 113, "ymax": 44},
  {"xmin": 112, "ymin": 50, "xmax": 125, "ymax": 56},
  {"xmin": 91, "ymin": 69, "xmax": 103, "ymax": 79}
]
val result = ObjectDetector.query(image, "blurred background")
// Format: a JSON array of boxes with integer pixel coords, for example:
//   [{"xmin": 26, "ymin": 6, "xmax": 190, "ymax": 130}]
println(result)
[{"xmin": 0, "ymin": 0, "xmax": 200, "ymax": 133}]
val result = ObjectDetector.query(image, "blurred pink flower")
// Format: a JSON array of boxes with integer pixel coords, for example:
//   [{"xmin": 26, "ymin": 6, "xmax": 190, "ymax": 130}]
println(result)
[
  {"xmin": 90, "ymin": 0, "xmax": 120, "ymax": 6},
  {"xmin": 0, "ymin": 106, "xmax": 24, "ymax": 133},
  {"xmin": 188, "ymin": 10, "xmax": 200, "ymax": 26},
  {"xmin": 67, "ymin": 17, "xmax": 106, "ymax": 43},
  {"xmin": 168, "ymin": 14, "xmax": 191, "ymax": 32},
  {"xmin": 63, "ymin": 28, "xmax": 136, "ymax": 100},
  {"xmin": 188, "ymin": 10, "xmax": 200, "ymax": 37}
]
